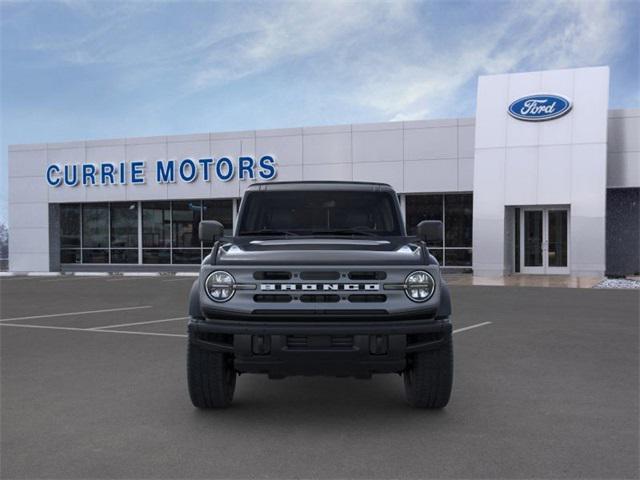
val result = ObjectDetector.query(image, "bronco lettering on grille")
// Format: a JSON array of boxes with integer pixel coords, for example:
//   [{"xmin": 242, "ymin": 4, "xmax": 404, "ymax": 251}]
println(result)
[{"xmin": 260, "ymin": 283, "xmax": 379, "ymax": 291}]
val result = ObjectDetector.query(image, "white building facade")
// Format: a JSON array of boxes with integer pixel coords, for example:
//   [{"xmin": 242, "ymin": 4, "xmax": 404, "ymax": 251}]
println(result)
[{"xmin": 8, "ymin": 66, "xmax": 640, "ymax": 276}]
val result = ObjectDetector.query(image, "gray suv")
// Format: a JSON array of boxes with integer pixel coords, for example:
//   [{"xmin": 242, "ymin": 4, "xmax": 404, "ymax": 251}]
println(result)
[{"xmin": 187, "ymin": 181, "xmax": 453, "ymax": 408}]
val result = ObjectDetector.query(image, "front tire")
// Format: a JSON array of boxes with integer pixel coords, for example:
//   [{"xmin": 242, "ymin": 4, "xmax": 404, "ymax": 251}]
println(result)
[
  {"xmin": 403, "ymin": 337, "xmax": 453, "ymax": 408},
  {"xmin": 187, "ymin": 338, "xmax": 236, "ymax": 408}
]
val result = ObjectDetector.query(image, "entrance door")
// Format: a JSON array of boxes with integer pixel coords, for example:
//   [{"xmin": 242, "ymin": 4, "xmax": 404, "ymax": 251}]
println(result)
[{"xmin": 519, "ymin": 208, "xmax": 569, "ymax": 274}]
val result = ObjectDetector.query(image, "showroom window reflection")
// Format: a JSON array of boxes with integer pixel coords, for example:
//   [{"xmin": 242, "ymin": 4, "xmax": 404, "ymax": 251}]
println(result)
[
  {"xmin": 405, "ymin": 193, "xmax": 473, "ymax": 267},
  {"xmin": 60, "ymin": 200, "xmax": 234, "ymax": 265},
  {"xmin": 60, "ymin": 195, "xmax": 471, "ymax": 267}
]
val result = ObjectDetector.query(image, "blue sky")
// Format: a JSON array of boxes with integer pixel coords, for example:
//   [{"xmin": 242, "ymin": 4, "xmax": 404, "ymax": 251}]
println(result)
[{"xmin": 1, "ymin": 0, "xmax": 638, "ymax": 225}]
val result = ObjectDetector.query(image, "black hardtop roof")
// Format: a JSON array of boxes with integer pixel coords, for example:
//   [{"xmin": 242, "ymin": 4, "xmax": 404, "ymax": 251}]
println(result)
[{"xmin": 247, "ymin": 181, "xmax": 395, "ymax": 192}]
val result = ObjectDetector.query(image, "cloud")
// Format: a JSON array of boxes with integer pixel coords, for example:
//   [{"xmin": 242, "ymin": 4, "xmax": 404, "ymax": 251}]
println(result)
[
  {"xmin": 3, "ymin": 0, "xmax": 632, "ymax": 122},
  {"xmin": 350, "ymin": 0, "xmax": 626, "ymax": 121}
]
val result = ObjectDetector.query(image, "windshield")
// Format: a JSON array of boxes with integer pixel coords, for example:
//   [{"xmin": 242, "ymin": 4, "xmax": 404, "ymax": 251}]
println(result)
[{"xmin": 237, "ymin": 190, "xmax": 403, "ymax": 236}]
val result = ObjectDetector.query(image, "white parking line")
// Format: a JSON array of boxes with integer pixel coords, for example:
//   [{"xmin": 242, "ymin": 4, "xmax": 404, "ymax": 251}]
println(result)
[
  {"xmin": 0, "ymin": 323, "xmax": 186, "ymax": 338},
  {"xmin": 0, "ymin": 306, "xmax": 152, "ymax": 322},
  {"xmin": 453, "ymin": 321, "xmax": 492, "ymax": 333},
  {"xmin": 90, "ymin": 316, "xmax": 189, "ymax": 330}
]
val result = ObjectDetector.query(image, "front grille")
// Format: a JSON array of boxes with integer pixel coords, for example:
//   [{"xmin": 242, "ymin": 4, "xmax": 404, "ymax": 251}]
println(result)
[
  {"xmin": 348, "ymin": 294, "xmax": 387, "ymax": 303},
  {"xmin": 253, "ymin": 271, "xmax": 291, "ymax": 280},
  {"xmin": 250, "ymin": 269, "xmax": 397, "ymax": 308},
  {"xmin": 348, "ymin": 271, "xmax": 387, "ymax": 280},
  {"xmin": 254, "ymin": 294, "xmax": 292, "ymax": 303},
  {"xmin": 300, "ymin": 294, "xmax": 340, "ymax": 303}
]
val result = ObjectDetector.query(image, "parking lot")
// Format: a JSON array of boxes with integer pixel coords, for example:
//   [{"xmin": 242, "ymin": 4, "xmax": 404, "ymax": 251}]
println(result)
[{"xmin": 1, "ymin": 276, "xmax": 638, "ymax": 479}]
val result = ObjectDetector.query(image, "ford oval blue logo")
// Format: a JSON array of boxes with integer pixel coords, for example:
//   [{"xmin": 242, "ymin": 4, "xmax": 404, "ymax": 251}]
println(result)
[{"xmin": 508, "ymin": 94, "xmax": 572, "ymax": 121}]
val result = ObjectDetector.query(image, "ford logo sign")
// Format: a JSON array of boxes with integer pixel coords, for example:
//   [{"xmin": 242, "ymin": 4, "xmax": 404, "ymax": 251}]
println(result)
[{"xmin": 508, "ymin": 94, "xmax": 572, "ymax": 121}]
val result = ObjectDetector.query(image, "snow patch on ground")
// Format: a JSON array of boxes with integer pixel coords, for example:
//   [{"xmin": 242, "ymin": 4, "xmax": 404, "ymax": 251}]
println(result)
[{"xmin": 593, "ymin": 278, "xmax": 640, "ymax": 289}]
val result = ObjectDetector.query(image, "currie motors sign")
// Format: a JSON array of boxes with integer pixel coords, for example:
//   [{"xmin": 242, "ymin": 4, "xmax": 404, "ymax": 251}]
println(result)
[
  {"xmin": 46, "ymin": 155, "xmax": 277, "ymax": 187},
  {"xmin": 508, "ymin": 94, "xmax": 572, "ymax": 121}
]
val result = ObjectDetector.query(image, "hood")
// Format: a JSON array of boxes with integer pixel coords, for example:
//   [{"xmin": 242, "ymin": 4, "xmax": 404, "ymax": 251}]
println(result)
[{"xmin": 215, "ymin": 237, "xmax": 424, "ymax": 266}]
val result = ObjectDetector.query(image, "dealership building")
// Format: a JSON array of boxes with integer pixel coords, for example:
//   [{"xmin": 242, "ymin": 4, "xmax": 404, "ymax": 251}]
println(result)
[{"xmin": 7, "ymin": 66, "xmax": 640, "ymax": 277}]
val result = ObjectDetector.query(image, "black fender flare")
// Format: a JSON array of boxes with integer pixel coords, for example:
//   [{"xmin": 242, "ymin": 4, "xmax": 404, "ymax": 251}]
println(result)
[
  {"xmin": 188, "ymin": 279, "xmax": 204, "ymax": 319},
  {"xmin": 435, "ymin": 280, "xmax": 452, "ymax": 320}
]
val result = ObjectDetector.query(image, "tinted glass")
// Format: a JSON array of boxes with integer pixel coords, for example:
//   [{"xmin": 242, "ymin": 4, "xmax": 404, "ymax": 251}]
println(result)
[
  {"xmin": 523, "ymin": 210, "xmax": 543, "ymax": 267},
  {"xmin": 60, "ymin": 249, "xmax": 81, "ymax": 263},
  {"xmin": 445, "ymin": 249, "xmax": 472, "ymax": 267},
  {"xmin": 238, "ymin": 191, "xmax": 402, "ymax": 236},
  {"xmin": 82, "ymin": 204, "xmax": 109, "ymax": 248},
  {"xmin": 82, "ymin": 249, "xmax": 109, "ymax": 263},
  {"xmin": 111, "ymin": 249, "xmax": 138, "ymax": 264},
  {"xmin": 172, "ymin": 249, "xmax": 202, "ymax": 264},
  {"xmin": 445, "ymin": 194, "xmax": 472, "ymax": 247},
  {"xmin": 60, "ymin": 204, "xmax": 80, "ymax": 248},
  {"xmin": 429, "ymin": 248, "xmax": 443, "ymax": 264},
  {"xmin": 172, "ymin": 201, "xmax": 201, "ymax": 248},
  {"xmin": 548, "ymin": 210, "xmax": 568, "ymax": 267},
  {"xmin": 203, "ymin": 199, "xmax": 234, "ymax": 240},
  {"xmin": 406, "ymin": 194, "xmax": 443, "ymax": 246},
  {"xmin": 142, "ymin": 202, "xmax": 171, "ymax": 248},
  {"xmin": 111, "ymin": 203, "xmax": 138, "ymax": 248},
  {"xmin": 143, "ymin": 249, "xmax": 170, "ymax": 264}
]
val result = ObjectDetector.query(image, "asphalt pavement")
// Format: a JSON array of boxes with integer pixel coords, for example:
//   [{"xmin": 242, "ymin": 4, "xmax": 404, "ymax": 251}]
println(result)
[{"xmin": 1, "ymin": 276, "xmax": 638, "ymax": 479}]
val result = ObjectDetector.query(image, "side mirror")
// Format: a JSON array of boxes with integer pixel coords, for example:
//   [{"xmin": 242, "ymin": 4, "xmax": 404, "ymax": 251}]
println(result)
[
  {"xmin": 199, "ymin": 220, "xmax": 224, "ymax": 242},
  {"xmin": 417, "ymin": 220, "xmax": 443, "ymax": 244}
]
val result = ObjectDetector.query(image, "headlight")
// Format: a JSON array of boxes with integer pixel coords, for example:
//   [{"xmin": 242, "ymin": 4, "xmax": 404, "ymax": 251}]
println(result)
[
  {"xmin": 205, "ymin": 271, "xmax": 236, "ymax": 302},
  {"xmin": 404, "ymin": 270, "xmax": 435, "ymax": 302}
]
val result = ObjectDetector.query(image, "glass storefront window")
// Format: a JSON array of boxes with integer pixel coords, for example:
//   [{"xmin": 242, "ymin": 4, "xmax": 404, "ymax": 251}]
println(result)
[
  {"xmin": 82, "ymin": 249, "xmax": 109, "ymax": 264},
  {"xmin": 172, "ymin": 201, "xmax": 201, "ymax": 248},
  {"xmin": 111, "ymin": 203, "xmax": 138, "ymax": 248},
  {"xmin": 111, "ymin": 249, "xmax": 138, "ymax": 264},
  {"xmin": 172, "ymin": 249, "xmax": 202, "ymax": 264},
  {"xmin": 406, "ymin": 194, "xmax": 443, "ymax": 247},
  {"xmin": 142, "ymin": 202, "xmax": 171, "ymax": 248},
  {"xmin": 60, "ymin": 204, "xmax": 81, "ymax": 248},
  {"xmin": 203, "ymin": 199, "xmax": 234, "ymax": 240},
  {"xmin": 429, "ymin": 248, "xmax": 443, "ymax": 264},
  {"xmin": 405, "ymin": 193, "xmax": 473, "ymax": 267},
  {"xmin": 445, "ymin": 249, "xmax": 472, "ymax": 267},
  {"xmin": 82, "ymin": 204, "xmax": 109, "ymax": 248},
  {"xmin": 444, "ymin": 194, "xmax": 473, "ymax": 248},
  {"xmin": 60, "ymin": 249, "xmax": 81, "ymax": 264},
  {"xmin": 142, "ymin": 249, "xmax": 170, "ymax": 264}
]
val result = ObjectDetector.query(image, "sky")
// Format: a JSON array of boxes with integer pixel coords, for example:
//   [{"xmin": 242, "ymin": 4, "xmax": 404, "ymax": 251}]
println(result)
[{"xmin": 1, "ymin": 0, "xmax": 638, "ymax": 225}]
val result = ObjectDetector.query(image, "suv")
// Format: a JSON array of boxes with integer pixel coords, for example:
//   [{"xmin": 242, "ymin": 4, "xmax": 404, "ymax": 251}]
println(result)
[{"xmin": 187, "ymin": 182, "xmax": 453, "ymax": 408}]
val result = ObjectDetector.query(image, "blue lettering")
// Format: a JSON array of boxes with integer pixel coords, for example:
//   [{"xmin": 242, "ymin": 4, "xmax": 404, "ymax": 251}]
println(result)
[
  {"xmin": 215, "ymin": 157, "xmax": 234, "ymax": 182},
  {"xmin": 238, "ymin": 156, "xmax": 255, "ymax": 180},
  {"xmin": 156, "ymin": 160, "xmax": 175, "ymax": 183},
  {"xmin": 198, "ymin": 158, "xmax": 213, "ymax": 182},
  {"xmin": 119, "ymin": 161, "xmax": 127, "ymax": 184},
  {"xmin": 101, "ymin": 163, "xmax": 116, "ymax": 185},
  {"xmin": 82, "ymin": 164, "xmax": 97, "ymax": 186},
  {"xmin": 64, "ymin": 164, "xmax": 78, "ymax": 186},
  {"xmin": 179, "ymin": 158, "xmax": 197, "ymax": 183},
  {"xmin": 130, "ymin": 161, "xmax": 145, "ymax": 184},
  {"xmin": 46, "ymin": 164, "xmax": 61, "ymax": 187},
  {"xmin": 258, "ymin": 156, "xmax": 276, "ymax": 180}
]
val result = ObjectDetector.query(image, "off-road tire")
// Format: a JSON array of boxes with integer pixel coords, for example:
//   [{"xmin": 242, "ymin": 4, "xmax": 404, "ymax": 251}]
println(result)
[
  {"xmin": 403, "ymin": 337, "xmax": 453, "ymax": 408},
  {"xmin": 187, "ymin": 339, "xmax": 236, "ymax": 408}
]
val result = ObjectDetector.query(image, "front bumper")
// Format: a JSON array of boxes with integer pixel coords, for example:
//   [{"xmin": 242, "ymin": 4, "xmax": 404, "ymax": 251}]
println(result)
[{"xmin": 188, "ymin": 317, "xmax": 451, "ymax": 378}]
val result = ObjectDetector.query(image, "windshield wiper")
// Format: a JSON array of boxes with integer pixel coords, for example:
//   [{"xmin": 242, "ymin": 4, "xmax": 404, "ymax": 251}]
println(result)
[
  {"xmin": 312, "ymin": 228, "xmax": 377, "ymax": 237},
  {"xmin": 240, "ymin": 229, "xmax": 299, "ymax": 236}
]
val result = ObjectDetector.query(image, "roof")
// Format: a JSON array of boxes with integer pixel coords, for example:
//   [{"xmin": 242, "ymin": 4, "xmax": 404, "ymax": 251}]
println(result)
[{"xmin": 247, "ymin": 181, "xmax": 395, "ymax": 192}]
